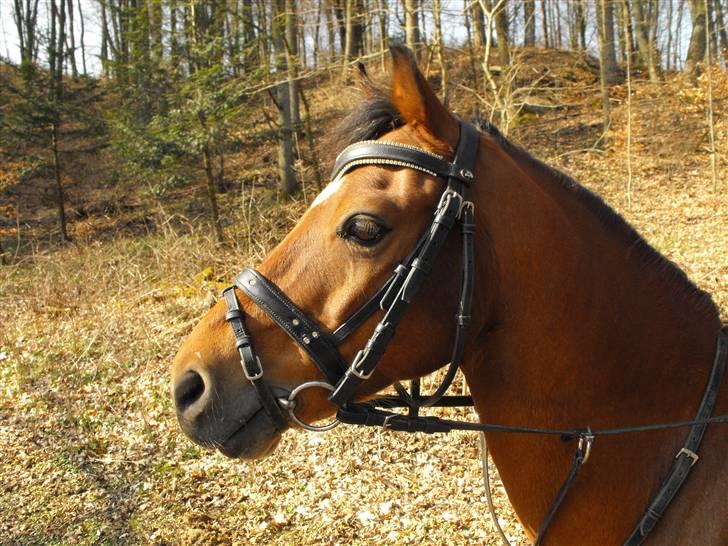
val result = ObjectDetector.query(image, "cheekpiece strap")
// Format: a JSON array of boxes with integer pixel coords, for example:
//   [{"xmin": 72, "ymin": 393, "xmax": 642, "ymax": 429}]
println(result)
[{"xmin": 328, "ymin": 122, "xmax": 481, "ymax": 407}]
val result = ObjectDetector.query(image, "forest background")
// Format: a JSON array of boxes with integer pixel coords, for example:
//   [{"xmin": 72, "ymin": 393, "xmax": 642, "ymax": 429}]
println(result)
[{"xmin": 1, "ymin": 1, "xmax": 726, "ymax": 544}]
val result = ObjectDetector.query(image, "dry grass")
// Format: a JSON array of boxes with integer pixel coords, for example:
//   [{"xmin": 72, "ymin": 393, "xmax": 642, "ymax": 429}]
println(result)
[{"xmin": 1, "ymin": 60, "xmax": 727, "ymax": 545}]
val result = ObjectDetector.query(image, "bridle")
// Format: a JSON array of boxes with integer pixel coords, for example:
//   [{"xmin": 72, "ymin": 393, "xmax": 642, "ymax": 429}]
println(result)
[
  {"xmin": 223, "ymin": 120, "xmax": 481, "ymax": 432},
  {"xmin": 222, "ymin": 120, "xmax": 728, "ymax": 545}
]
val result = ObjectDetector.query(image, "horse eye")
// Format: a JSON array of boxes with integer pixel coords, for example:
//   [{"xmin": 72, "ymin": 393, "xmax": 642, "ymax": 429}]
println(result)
[{"xmin": 338, "ymin": 215, "xmax": 389, "ymax": 246}]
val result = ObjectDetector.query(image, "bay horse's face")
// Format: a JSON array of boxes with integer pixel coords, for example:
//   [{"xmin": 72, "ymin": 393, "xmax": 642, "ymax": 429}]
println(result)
[{"xmin": 171, "ymin": 48, "xmax": 468, "ymax": 459}]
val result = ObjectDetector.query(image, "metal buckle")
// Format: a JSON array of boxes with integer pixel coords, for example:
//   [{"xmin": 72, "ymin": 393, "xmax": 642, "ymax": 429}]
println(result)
[
  {"xmin": 350, "ymin": 350, "xmax": 374, "ymax": 380},
  {"xmin": 677, "ymin": 447, "xmax": 699, "ymax": 467},
  {"xmin": 279, "ymin": 381, "xmax": 340, "ymax": 432},
  {"xmin": 242, "ymin": 355, "xmax": 264, "ymax": 381},
  {"xmin": 437, "ymin": 189, "xmax": 463, "ymax": 217},
  {"xmin": 578, "ymin": 429, "xmax": 595, "ymax": 464},
  {"xmin": 459, "ymin": 201, "xmax": 475, "ymax": 219}
]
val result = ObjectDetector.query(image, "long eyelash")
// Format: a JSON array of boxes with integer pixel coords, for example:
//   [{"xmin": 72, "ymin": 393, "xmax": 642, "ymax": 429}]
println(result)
[{"xmin": 336, "ymin": 228, "xmax": 349, "ymax": 240}]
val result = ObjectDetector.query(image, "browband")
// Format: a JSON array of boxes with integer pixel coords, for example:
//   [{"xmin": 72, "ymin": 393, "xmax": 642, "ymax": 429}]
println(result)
[{"xmin": 331, "ymin": 140, "xmax": 476, "ymax": 184}]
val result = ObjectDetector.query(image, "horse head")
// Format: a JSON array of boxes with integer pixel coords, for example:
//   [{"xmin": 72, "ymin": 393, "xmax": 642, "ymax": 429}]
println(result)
[{"xmin": 170, "ymin": 47, "xmax": 492, "ymax": 459}]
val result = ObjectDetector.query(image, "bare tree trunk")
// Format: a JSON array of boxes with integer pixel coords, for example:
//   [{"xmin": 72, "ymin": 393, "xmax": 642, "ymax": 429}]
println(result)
[
  {"xmin": 332, "ymin": 0, "xmax": 346, "ymax": 51},
  {"xmin": 597, "ymin": 0, "xmax": 619, "ymax": 84},
  {"xmin": 715, "ymin": 0, "xmax": 728, "ymax": 61},
  {"xmin": 257, "ymin": 0, "xmax": 271, "ymax": 73},
  {"xmin": 568, "ymin": 0, "xmax": 577, "ymax": 49},
  {"xmin": 299, "ymin": 10, "xmax": 308, "ymax": 70},
  {"xmin": 273, "ymin": 0, "xmax": 298, "ymax": 197},
  {"xmin": 674, "ymin": 0, "xmax": 686, "ymax": 68},
  {"xmin": 49, "ymin": 0, "xmax": 69, "ymax": 240},
  {"xmin": 553, "ymin": 0, "xmax": 563, "ymax": 48},
  {"xmin": 616, "ymin": 0, "xmax": 627, "ymax": 62},
  {"xmin": 65, "ymin": 0, "xmax": 78, "ymax": 77},
  {"xmin": 353, "ymin": 0, "xmax": 365, "ymax": 57},
  {"xmin": 343, "ymin": 0, "xmax": 364, "ymax": 60},
  {"xmin": 472, "ymin": 0, "xmax": 487, "ymax": 49},
  {"xmin": 464, "ymin": 0, "xmax": 480, "ymax": 92},
  {"xmin": 100, "ymin": 0, "xmax": 110, "ymax": 75},
  {"xmin": 342, "ymin": 0, "xmax": 353, "ymax": 75},
  {"xmin": 596, "ymin": 0, "xmax": 613, "ymax": 141},
  {"xmin": 313, "ymin": 0, "xmax": 322, "ymax": 68},
  {"xmin": 285, "ymin": 0, "xmax": 300, "ymax": 127},
  {"xmin": 624, "ymin": 6, "xmax": 634, "ymax": 208},
  {"xmin": 495, "ymin": 0, "xmax": 510, "ymax": 67},
  {"xmin": 685, "ymin": 0, "xmax": 708, "ymax": 81},
  {"xmin": 704, "ymin": 0, "xmax": 718, "ymax": 190},
  {"xmin": 298, "ymin": 86, "xmax": 323, "ymax": 190},
  {"xmin": 432, "ymin": 0, "xmax": 447, "ymax": 101},
  {"xmin": 707, "ymin": 0, "xmax": 719, "ymax": 57},
  {"xmin": 12, "ymin": 0, "xmax": 41, "ymax": 69},
  {"xmin": 524, "ymin": 0, "xmax": 536, "ymax": 46},
  {"xmin": 631, "ymin": 0, "xmax": 661, "ymax": 80},
  {"xmin": 403, "ymin": 0, "xmax": 420, "ymax": 57},
  {"xmin": 375, "ymin": 0, "xmax": 387, "ymax": 69},
  {"xmin": 541, "ymin": 0, "xmax": 549, "ymax": 47},
  {"xmin": 325, "ymin": 0, "xmax": 336, "ymax": 63},
  {"xmin": 665, "ymin": 0, "xmax": 673, "ymax": 68},
  {"xmin": 76, "ymin": 0, "xmax": 87, "ymax": 74},
  {"xmin": 363, "ymin": 0, "xmax": 372, "ymax": 56},
  {"xmin": 549, "ymin": 0, "xmax": 558, "ymax": 48},
  {"xmin": 51, "ymin": 122, "xmax": 69, "ymax": 241},
  {"xmin": 621, "ymin": 0, "xmax": 639, "ymax": 68}
]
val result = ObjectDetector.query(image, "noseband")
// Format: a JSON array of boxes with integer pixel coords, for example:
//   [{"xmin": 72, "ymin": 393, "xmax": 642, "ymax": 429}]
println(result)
[{"xmin": 223, "ymin": 121, "xmax": 481, "ymax": 431}]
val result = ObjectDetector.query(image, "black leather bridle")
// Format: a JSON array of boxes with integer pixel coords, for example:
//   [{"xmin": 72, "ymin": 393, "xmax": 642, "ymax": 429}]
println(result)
[
  {"xmin": 223, "ymin": 120, "xmax": 481, "ymax": 431},
  {"xmin": 222, "ymin": 120, "xmax": 728, "ymax": 545}
]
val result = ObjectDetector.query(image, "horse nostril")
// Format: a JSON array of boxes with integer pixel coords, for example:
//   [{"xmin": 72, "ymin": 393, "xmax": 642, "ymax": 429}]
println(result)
[{"xmin": 174, "ymin": 370, "xmax": 206, "ymax": 413}]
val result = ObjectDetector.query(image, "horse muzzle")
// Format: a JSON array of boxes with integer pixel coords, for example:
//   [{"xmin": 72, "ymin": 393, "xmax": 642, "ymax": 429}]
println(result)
[{"xmin": 172, "ymin": 367, "xmax": 287, "ymax": 459}]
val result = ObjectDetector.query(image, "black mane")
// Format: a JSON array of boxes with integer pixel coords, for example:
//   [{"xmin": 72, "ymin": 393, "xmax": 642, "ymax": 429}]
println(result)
[
  {"xmin": 330, "ymin": 96, "xmax": 718, "ymax": 316},
  {"xmin": 330, "ymin": 90, "xmax": 404, "ymax": 156}
]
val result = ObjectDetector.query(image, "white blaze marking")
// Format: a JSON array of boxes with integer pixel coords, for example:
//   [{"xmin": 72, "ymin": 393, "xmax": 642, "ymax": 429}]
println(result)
[{"xmin": 311, "ymin": 175, "xmax": 345, "ymax": 208}]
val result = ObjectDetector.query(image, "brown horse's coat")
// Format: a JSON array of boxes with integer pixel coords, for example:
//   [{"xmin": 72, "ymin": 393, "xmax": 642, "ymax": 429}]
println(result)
[{"xmin": 171, "ymin": 47, "xmax": 727, "ymax": 543}]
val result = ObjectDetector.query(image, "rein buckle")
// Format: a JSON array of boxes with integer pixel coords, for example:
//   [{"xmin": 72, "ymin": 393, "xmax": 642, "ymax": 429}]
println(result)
[
  {"xmin": 677, "ymin": 447, "xmax": 699, "ymax": 467},
  {"xmin": 350, "ymin": 349, "xmax": 375, "ymax": 380}
]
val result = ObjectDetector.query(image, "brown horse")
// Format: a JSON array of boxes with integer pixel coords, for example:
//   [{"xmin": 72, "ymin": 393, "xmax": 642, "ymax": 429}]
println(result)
[{"xmin": 171, "ymin": 48, "xmax": 727, "ymax": 544}]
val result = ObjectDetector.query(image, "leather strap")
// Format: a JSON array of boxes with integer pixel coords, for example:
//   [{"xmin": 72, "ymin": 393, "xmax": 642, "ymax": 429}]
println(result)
[
  {"xmin": 329, "ymin": 121, "xmax": 481, "ymax": 407},
  {"xmin": 235, "ymin": 268, "xmax": 346, "ymax": 386},
  {"xmin": 623, "ymin": 329, "xmax": 728, "ymax": 545},
  {"xmin": 331, "ymin": 140, "xmax": 475, "ymax": 184},
  {"xmin": 330, "ymin": 272, "xmax": 397, "ymax": 345},
  {"xmin": 223, "ymin": 287, "xmax": 289, "ymax": 431}
]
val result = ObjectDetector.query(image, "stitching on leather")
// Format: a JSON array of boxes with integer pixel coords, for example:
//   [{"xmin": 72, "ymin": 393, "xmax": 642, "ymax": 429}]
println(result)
[{"xmin": 237, "ymin": 276, "xmax": 344, "ymax": 376}]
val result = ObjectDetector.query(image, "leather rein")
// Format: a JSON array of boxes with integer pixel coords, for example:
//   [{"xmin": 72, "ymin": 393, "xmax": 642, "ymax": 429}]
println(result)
[{"xmin": 222, "ymin": 121, "xmax": 728, "ymax": 545}]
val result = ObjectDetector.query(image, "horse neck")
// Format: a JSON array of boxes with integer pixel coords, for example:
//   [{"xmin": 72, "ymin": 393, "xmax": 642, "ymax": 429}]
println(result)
[{"xmin": 463, "ymin": 136, "xmax": 722, "ymax": 538}]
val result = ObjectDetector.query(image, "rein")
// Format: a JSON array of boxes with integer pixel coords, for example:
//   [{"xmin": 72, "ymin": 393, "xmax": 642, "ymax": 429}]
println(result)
[{"xmin": 222, "ymin": 121, "xmax": 728, "ymax": 545}]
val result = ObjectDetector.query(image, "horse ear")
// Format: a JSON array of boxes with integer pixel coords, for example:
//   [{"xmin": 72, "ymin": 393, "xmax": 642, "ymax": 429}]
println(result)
[{"xmin": 389, "ymin": 45, "xmax": 459, "ymax": 149}]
